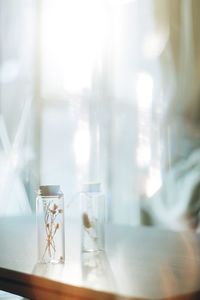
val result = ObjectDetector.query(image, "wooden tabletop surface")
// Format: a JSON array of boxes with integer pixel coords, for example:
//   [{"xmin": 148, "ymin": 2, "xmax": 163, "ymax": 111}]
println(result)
[{"xmin": 0, "ymin": 215, "xmax": 200, "ymax": 300}]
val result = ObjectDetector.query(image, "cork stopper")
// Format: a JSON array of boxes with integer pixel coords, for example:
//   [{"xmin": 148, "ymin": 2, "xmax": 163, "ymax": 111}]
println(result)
[{"xmin": 38, "ymin": 185, "xmax": 63, "ymax": 197}]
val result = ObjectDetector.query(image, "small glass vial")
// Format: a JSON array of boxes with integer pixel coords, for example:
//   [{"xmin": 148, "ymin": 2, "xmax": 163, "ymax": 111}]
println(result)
[
  {"xmin": 81, "ymin": 182, "xmax": 105, "ymax": 252},
  {"xmin": 36, "ymin": 185, "xmax": 65, "ymax": 264}
]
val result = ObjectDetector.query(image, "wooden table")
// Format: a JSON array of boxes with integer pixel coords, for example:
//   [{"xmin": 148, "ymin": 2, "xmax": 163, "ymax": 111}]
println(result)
[{"xmin": 0, "ymin": 216, "xmax": 200, "ymax": 300}]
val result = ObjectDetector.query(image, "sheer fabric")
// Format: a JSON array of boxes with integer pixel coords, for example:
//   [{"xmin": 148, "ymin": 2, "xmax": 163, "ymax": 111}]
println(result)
[{"xmin": 142, "ymin": 0, "xmax": 200, "ymax": 230}]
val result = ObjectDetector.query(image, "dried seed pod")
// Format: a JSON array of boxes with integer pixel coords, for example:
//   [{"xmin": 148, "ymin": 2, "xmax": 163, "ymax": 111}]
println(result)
[
  {"xmin": 53, "ymin": 204, "xmax": 58, "ymax": 210},
  {"xmin": 83, "ymin": 212, "xmax": 92, "ymax": 229}
]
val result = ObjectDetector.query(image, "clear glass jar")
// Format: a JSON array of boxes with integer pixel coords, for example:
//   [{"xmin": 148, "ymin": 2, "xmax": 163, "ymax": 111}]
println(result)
[
  {"xmin": 36, "ymin": 185, "xmax": 65, "ymax": 263},
  {"xmin": 81, "ymin": 183, "xmax": 105, "ymax": 252}
]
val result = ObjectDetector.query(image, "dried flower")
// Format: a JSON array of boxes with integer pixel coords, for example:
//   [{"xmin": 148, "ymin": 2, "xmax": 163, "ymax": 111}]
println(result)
[
  {"xmin": 53, "ymin": 204, "xmax": 58, "ymax": 210},
  {"xmin": 82, "ymin": 213, "xmax": 99, "ymax": 251},
  {"xmin": 83, "ymin": 212, "xmax": 92, "ymax": 229},
  {"xmin": 42, "ymin": 201, "xmax": 62, "ymax": 260}
]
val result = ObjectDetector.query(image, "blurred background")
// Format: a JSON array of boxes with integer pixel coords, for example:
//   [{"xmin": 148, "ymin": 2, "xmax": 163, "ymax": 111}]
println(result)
[{"xmin": 0, "ymin": 0, "xmax": 200, "ymax": 229}]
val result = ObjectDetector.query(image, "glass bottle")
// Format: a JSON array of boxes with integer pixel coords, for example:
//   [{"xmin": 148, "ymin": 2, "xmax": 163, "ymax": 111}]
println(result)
[
  {"xmin": 81, "ymin": 182, "xmax": 105, "ymax": 252},
  {"xmin": 36, "ymin": 185, "xmax": 65, "ymax": 263}
]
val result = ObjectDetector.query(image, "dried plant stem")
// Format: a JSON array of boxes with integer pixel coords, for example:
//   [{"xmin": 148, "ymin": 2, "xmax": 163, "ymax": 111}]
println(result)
[{"xmin": 42, "ymin": 202, "xmax": 63, "ymax": 261}]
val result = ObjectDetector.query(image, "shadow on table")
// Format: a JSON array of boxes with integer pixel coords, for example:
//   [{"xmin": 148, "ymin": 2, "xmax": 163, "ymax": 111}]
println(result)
[
  {"xmin": 32, "ymin": 263, "xmax": 64, "ymax": 280},
  {"xmin": 81, "ymin": 251, "xmax": 117, "ymax": 293},
  {"xmin": 32, "ymin": 251, "xmax": 117, "ymax": 294}
]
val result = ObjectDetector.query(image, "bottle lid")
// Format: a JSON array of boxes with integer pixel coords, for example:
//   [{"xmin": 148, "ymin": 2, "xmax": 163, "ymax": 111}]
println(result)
[
  {"xmin": 38, "ymin": 185, "xmax": 63, "ymax": 197},
  {"xmin": 82, "ymin": 182, "xmax": 101, "ymax": 193}
]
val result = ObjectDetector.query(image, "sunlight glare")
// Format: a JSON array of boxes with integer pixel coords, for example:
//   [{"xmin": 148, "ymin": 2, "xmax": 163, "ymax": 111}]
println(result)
[
  {"xmin": 42, "ymin": 0, "xmax": 107, "ymax": 93},
  {"xmin": 136, "ymin": 143, "xmax": 151, "ymax": 167},
  {"xmin": 143, "ymin": 29, "xmax": 169, "ymax": 59},
  {"xmin": 136, "ymin": 72, "xmax": 154, "ymax": 110},
  {"xmin": 145, "ymin": 167, "xmax": 162, "ymax": 198},
  {"xmin": 73, "ymin": 122, "xmax": 91, "ymax": 166},
  {"xmin": 136, "ymin": 72, "xmax": 154, "ymax": 167}
]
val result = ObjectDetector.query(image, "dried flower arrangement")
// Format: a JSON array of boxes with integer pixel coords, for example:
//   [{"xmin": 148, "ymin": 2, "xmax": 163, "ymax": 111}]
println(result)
[{"xmin": 42, "ymin": 201, "xmax": 63, "ymax": 261}]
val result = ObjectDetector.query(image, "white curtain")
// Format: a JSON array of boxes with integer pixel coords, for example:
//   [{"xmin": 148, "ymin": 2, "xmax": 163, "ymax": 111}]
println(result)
[
  {"xmin": 40, "ymin": 0, "xmax": 163, "ymax": 225},
  {"xmin": 0, "ymin": 0, "xmax": 37, "ymax": 215},
  {"xmin": 141, "ymin": 0, "xmax": 200, "ymax": 230},
  {"xmin": 2, "ymin": 0, "xmax": 199, "ymax": 226}
]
